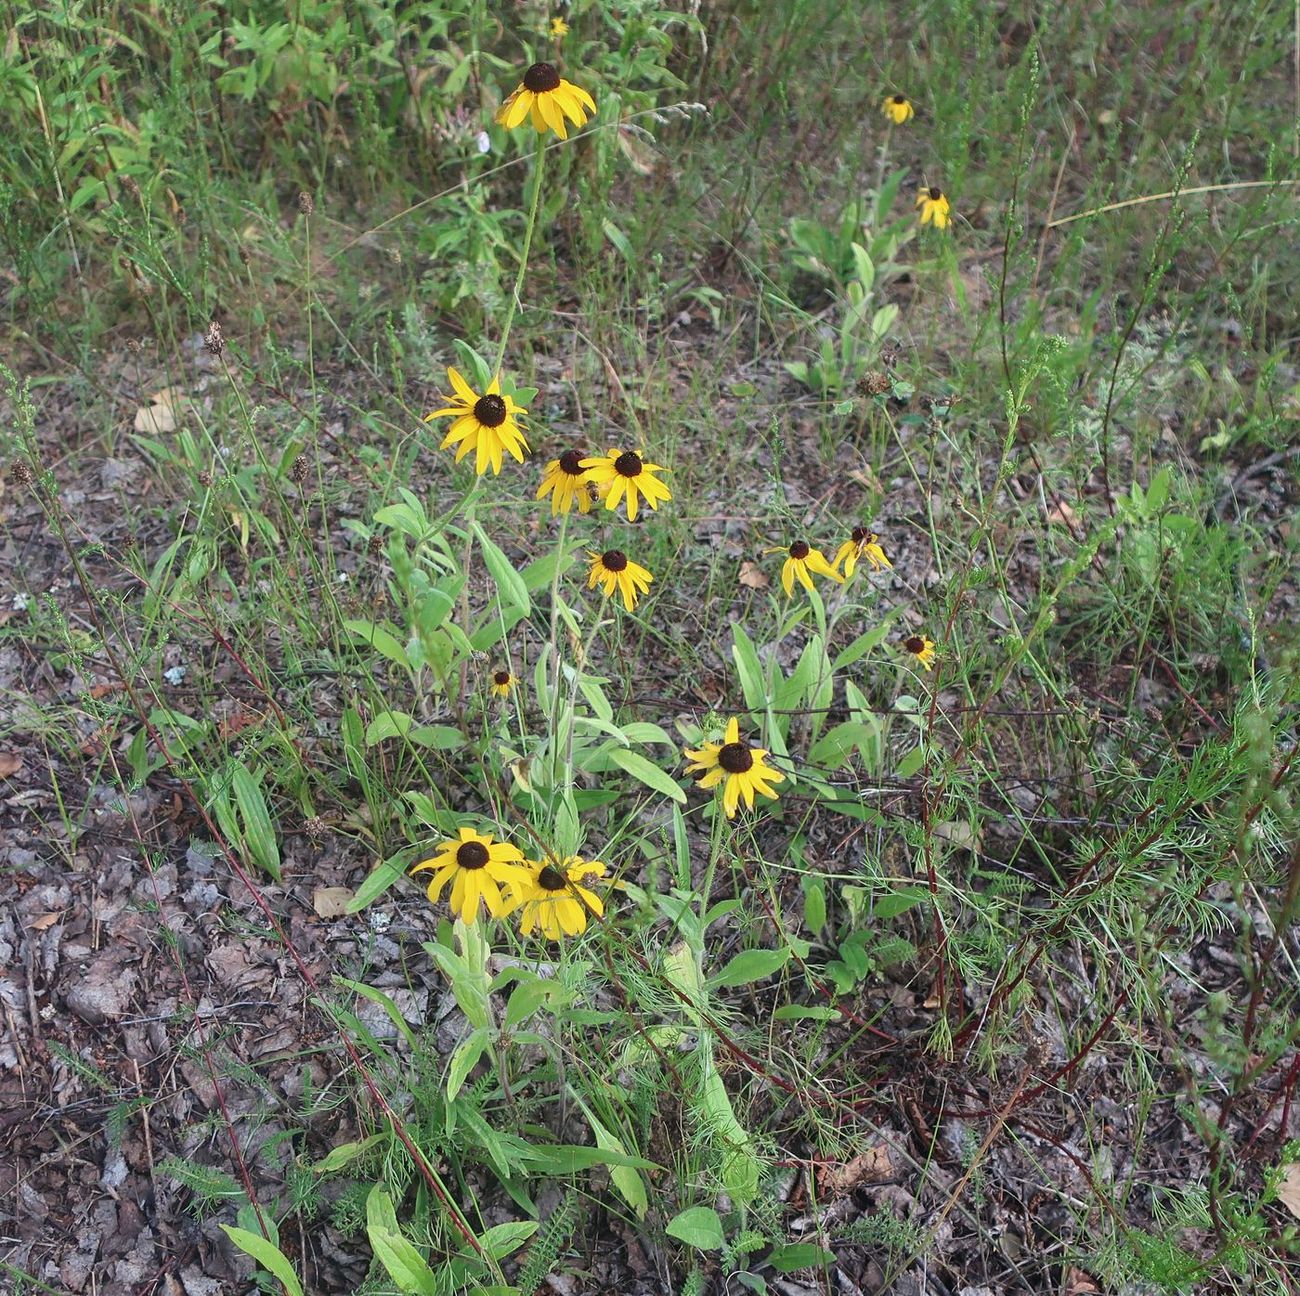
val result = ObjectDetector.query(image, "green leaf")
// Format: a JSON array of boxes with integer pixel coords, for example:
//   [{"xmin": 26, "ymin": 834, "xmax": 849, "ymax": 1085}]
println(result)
[
  {"xmin": 665, "ymin": 1205, "xmax": 725, "ymax": 1251},
  {"xmin": 581, "ymin": 1106, "xmax": 648, "ymax": 1219},
  {"xmin": 831, "ymin": 623, "xmax": 893, "ymax": 672},
  {"xmin": 802, "ymin": 877, "xmax": 826, "ymax": 935},
  {"xmin": 768, "ymin": 1242, "xmax": 836, "ymax": 1273},
  {"xmin": 710, "ymin": 947, "xmax": 792, "ymax": 988},
  {"xmin": 365, "ymin": 710, "xmax": 414, "ymax": 744},
  {"xmin": 335, "ymin": 977, "xmax": 418, "ymax": 1048},
  {"xmin": 312, "ymin": 1132, "xmax": 391, "ymax": 1173},
  {"xmin": 230, "ymin": 763, "xmax": 281, "ymax": 881},
  {"xmin": 808, "ymin": 721, "xmax": 880, "ymax": 769},
  {"xmin": 476, "ymin": 1220, "xmax": 539, "ymax": 1259},
  {"xmin": 772, "ymin": 1005, "xmax": 839, "ymax": 1022},
  {"xmin": 874, "ymin": 885, "xmax": 930, "ymax": 919},
  {"xmin": 447, "ymin": 1025, "xmax": 491, "ymax": 1101},
  {"xmin": 608, "ymin": 747, "xmax": 686, "ymax": 803},
  {"xmin": 343, "ymin": 619, "xmax": 412, "ymax": 671},
  {"xmin": 220, "ymin": 1225, "xmax": 303, "ymax": 1296},
  {"xmin": 731, "ymin": 624, "xmax": 767, "ymax": 715},
  {"xmin": 896, "ymin": 745, "xmax": 926, "ymax": 778},
  {"xmin": 516, "ymin": 1144, "xmax": 657, "ymax": 1174},
  {"xmin": 473, "ymin": 523, "xmax": 530, "ymax": 615},
  {"xmin": 366, "ymin": 1187, "xmax": 438, "ymax": 1296},
  {"xmin": 408, "ymin": 724, "xmax": 466, "ymax": 750},
  {"xmin": 346, "ymin": 850, "xmax": 413, "ymax": 912}
]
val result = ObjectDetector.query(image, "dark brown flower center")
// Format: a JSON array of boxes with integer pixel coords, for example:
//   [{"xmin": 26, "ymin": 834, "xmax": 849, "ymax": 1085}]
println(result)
[
  {"xmin": 893, "ymin": 94, "xmax": 907, "ymax": 104},
  {"xmin": 718, "ymin": 742, "xmax": 755, "ymax": 774},
  {"xmin": 851, "ymin": 526, "xmax": 871, "ymax": 543},
  {"xmin": 904, "ymin": 635, "xmax": 925, "ymax": 653},
  {"xmin": 538, "ymin": 864, "xmax": 568, "ymax": 892},
  {"xmin": 789, "ymin": 540, "xmax": 810, "ymax": 560},
  {"xmin": 559, "ymin": 449, "xmax": 584, "ymax": 476},
  {"xmin": 601, "ymin": 549, "xmax": 628, "ymax": 573},
  {"xmin": 456, "ymin": 841, "xmax": 490, "ymax": 869},
  {"xmin": 614, "ymin": 450, "xmax": 643, "ymax": 478},
  {"xmin": 523, "ymin": 62, "xmax": 562, "ymax": 93},
  {"xmin": 493, "ymin": 670, "xmax": 511, "ymax": 686},
  {"xmin": 929, "ymin": 187, "xmax": 943, "ymax": 201},
  {"xmin": 474, "ymin": 393, "xmax": 507, "ymax": 427}
]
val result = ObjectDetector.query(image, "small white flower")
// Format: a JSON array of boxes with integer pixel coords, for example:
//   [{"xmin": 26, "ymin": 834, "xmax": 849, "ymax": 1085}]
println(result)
[
  {"xmin": 163, "ymin": 665, "xmax": 187, "ymax": 685},
  {"xmin": 12, "ymin": 593, "xmax": 28, "ymax": 611},
  {"xmin": 476, "ymin": 130, "xmax": 491, "ymax": 154},
  {"xmin": 336, "ymin": 572, "xmax": 350, "ymax": 584},
  {"xmin": 369, "ymin": 911, "xmax": 391, "ymax": 933}
]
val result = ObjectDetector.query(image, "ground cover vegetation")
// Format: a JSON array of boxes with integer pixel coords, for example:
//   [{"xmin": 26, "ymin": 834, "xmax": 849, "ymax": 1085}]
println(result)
[{"xmin": 2, "ymin": 0, "xmax": 1300, "ymax": 1292}]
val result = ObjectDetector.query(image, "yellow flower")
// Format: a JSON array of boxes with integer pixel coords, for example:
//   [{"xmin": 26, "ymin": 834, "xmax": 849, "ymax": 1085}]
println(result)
[
  {"xmin": 901, "ymin": 634, "xmax": 937, "ymax": 672},
  {"xmin": 580, "ymin": 448, "xmax": 671, "ymax": 522},
  {"xmin": 516, "ymin": 855, "xmax": 607, "ymax": 939},
  {"xmin": 587, "ymin": 548, "xmax": 653, "ymax": 612},
  {"xmin": 411, "ymin": 827, "xmax": 529, "ymax": 925},
  {"xmin": 423, "ymin": 366, "xmax": 529, "ymax": 476},
  {"xmin": 772, "ymin": 540, "xmax": 843, "ymax": 598},
  {"xmin": 834, "ymin": 528, "xmax": 892, "ymax": 579},
  {"xmin": 916, "ymin": 187, "xmax": 951, "ymax": 229},
  {"xmin": 550, "ymin": 16, "xmax": 570, "ymax": 39},
  {"xmin": 496, "ymin": 61, "xmax": 595, "ymax": 140},
  {"xmin": 536, "ymin": 449, "xmax": 594, "ymax": 515},
  {"xmin": 489, "ymin": 668, "xmax": 517, "ymax": 698},
  {"xmin": 683, "ymin": 717, "xmax": 784, "ymax": 819},
  {"xmin": 882, "ymin": 94, "xmax": 914, "ymax": 124}
]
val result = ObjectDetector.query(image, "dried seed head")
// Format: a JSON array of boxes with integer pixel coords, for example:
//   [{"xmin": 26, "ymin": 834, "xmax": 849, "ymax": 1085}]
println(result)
[
  {"xmin": 11, "ymin": 460, "xmax": 34, "ymax": 487},
  {"xmin": 126, "ymin": 338, "xmax": 142, "ymax": 355},
  {"xmin": 120, "ymin": 174, "xmax": 140, "ymax": 199},
  {"xmin": 290, "ymin": 454, "xmax": 309, "ymax": 483},
  {"xmin": 304, "ymin": 815, "xmax": 327, "ymax": 839},
  {"xmin": 367, "ymin": 534, "xmax": 384, "ymax": 554},
  {"xmin": 197, "ymin": 469, "xmax": 213, "ymax": 488},
  {"xmin": 204, "ymin": 320, "xmax": 225, "ymax": 356},
  {"xmin": 238, "ymin": 245, "xmax": 251, "ymax": 265},
  {"xmin": 297, "ymin": 191, "xmax": 315, "ymax": 216},
  {"xmin": 860, "ymin": 371, "xmax": 890, "ymax": 396}
]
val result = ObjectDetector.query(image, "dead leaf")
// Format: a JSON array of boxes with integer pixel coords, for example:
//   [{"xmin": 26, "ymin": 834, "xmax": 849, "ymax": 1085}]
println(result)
[
  {"xmin": 738, "ymin": 561, "xmax": 769, "ymax": 589},
  {"xmin": 0, "ymin": 751, "xmax": 22, "ymax": 778},
  {"xmin": 133, "ymin": 387, "xmax": 187, "ymax": 434},
  {"xmin": 1276, "ymin": 1163, "xmax": 1300, "ymax": 1220},
  {"xmin": 820, "ymin": 1144, "xmax": 893, "ymax": 1195},
  {"xmin": 1063, "ymin": 1266, "xmax": 1102, "ymax": 1295},
  {"xmin": 29, "ymin": 911, "xmax": 62, "ymax": 931},
  {"xmin": 1045, "ymin": 498, "xmax": 1078, "ymax": 527},
  {"xmin": 313, "ymin": 886, "xmax": 354, "ymax": 919}
]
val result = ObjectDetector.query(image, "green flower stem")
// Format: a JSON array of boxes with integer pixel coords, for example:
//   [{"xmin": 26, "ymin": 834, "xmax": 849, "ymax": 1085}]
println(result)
[
  {"xmin": 494, "ymin": 133, "xmax": 548, "ymax": 376},
  {"xmin": 548, "ymin": 507, "xmax": 571, "ymax": 706}
]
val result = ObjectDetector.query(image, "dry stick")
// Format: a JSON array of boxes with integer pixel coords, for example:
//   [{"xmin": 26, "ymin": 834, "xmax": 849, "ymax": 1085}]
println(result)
[{"xmin": 1043, "ymin": 179, "xmax": 1299, "ymax": 229}]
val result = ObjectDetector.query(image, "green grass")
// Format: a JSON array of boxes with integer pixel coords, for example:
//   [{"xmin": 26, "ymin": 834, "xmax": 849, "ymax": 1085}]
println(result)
[{"xmin": 3, "ymin": 0, "xmax": 1300, "ymax": 1292}]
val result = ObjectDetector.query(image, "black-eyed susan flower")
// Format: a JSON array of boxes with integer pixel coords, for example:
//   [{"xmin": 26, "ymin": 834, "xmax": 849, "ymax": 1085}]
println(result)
[
  {"xmin": 496, "ymin": 62, "xmax": 595, "ymax": 140},
  {"xmin": 587, "ymin": 548, "xmax": 653, "ymax": 612},
  {"xmin": 550, "ymin": 16, "xmax": 569, "ymax": 39},
  {"xmin": 489, "ymin": 668, "xmax": 517, "ymax": 698},
  {"xmin": 916, "ymin": 187, "xmax": 951, "ymax": 229},
  {"xmin": 771, "ymin": 539, "xmax": 842, "ymax": 598},
  {"xmin": 516, "ymin": 855, "xmax": 606, "ymax": 939},
  {"xmin": 683, "ymin": 717, "xmax": 785, "ymax": 819},
  {"xmin": 424, "ymin": 367, "xmax": 529, "ymax": 476},
  {"xmin": 581, "ymin": 448, "xmax": 672, "ymax": 522},
  {"xmin": 834, "ymin": 527, "xmax": 892, "ymax": 579},
  {"xmin": 882, "ymin": 94, "xmax": 914, "ymax": 124},
  {"xmin": 536, "ymin": 448, "xmax": 593, "ymax": 515},
  {"xmin": 901, "ymin": 634, "xmax": 937, "ymax": 671},
  {"xmin": 411, "ymin": 826, "xmax": 529, "ymax": 925}
]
